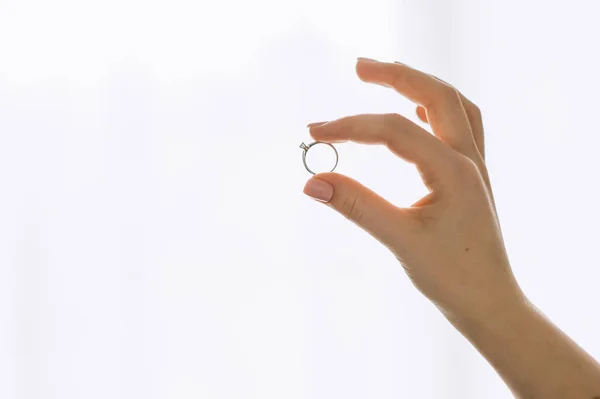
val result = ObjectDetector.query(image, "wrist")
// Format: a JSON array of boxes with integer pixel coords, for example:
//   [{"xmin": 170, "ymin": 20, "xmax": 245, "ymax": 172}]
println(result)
[{"xmin": 440, "ymin": 286, "xmax": 532, "ymax": 337}]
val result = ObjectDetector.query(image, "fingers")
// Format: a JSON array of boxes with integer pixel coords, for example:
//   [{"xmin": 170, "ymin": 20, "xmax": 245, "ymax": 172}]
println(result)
[
  {"xmin": 422, "ymin": 74, "xmax": 491, "ymax": 196},
  {"xmin": 417, "ymin": 101, "xmax": 492, "ymax": 195},
  {"xmin": 356, "ymin": 58, "xmax": 478, "ymax": 159},
  {"xmin": 309, "ymin": 113, "xmax": 459, "ymax": 191},
  {"xmin": 307, "ymin": 121, "xmax": 329, "ymax": 128},
  {"xmin": 428, "ymin": 74, "xmax": 486, "ymax": 160},
  {"xmin": 457, "ymin": 96, "xmax": 485, "ymax": 159},
  {"xmin": 417, "ymin": 100, "xmax": 485, "ymax": 160},
  {"xmin": 416, "ymin": 106, "xmax": 428, "ymax": 124},
  {"xmin": 303, "ymin": 173, "xmax": 410, "ymax": 246}
]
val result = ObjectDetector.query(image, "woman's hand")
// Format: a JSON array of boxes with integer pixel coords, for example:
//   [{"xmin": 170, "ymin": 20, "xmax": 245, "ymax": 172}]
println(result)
[
  {"xmin": 303, "ymin": 57, "xmax": 600, "ymax": 399},
  {"xmin": 304, "ymin": 57, "xmax": 523, "ymax": 321}
]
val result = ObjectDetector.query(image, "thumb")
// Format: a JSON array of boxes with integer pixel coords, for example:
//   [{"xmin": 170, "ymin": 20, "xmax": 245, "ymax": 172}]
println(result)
[{"xmin": 303, "ymin": 172, "xmax": 405, "ymax": 246}]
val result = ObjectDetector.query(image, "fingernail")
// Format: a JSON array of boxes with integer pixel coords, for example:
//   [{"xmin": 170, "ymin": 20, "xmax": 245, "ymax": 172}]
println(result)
[
  {"xmin": 357, "ymin": 57, "xmax": 378, "ymax": 63},
  {"xmin": 307, "ymin": 121, "xmax": 328, "ymax": 128},
  {"xmin": 303, "ymin": 178, "xmax": 334, "ymax": 202},
  {"xmin": 394, "ymin": 61, "xmax": 413, "ymax": 68}
]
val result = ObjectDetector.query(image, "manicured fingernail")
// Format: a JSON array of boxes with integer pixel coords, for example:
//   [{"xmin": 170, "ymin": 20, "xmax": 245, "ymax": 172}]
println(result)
[
  {"xmin": 303, "ymin": 178, "xmax": 334, "ymax": 202},
  {"xmin": 307, "ymin": 121, "xmax": 328, "ymax": 128},
  {"xmin": 394, "ymin": 61, "xmax": 413, "ymax": 69},
  {"xmin": 357, "ymin": 57, "xmax": 378, "ymax": 63}
]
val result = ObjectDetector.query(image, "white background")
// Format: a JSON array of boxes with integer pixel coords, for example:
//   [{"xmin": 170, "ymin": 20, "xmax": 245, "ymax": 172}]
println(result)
[{"xmin": 1, "ymin": 0, "xmax": 599, "ymax": 398}]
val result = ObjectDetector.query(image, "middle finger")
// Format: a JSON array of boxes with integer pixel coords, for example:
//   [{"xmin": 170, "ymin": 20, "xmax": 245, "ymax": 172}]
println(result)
[{"xmin": 355, "ymin": 58, "xmax": 478, "ymax": 159}]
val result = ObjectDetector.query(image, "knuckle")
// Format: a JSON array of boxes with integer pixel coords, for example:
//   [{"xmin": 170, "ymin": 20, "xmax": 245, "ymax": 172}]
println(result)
[
  {"xmin": 423, "ymin": 84, "xmax": 461, "ymax": 109},
  {"xmin": 380, "ymin": 113, "xmax": 405, "ymax": 142},
  {"xmin": 382, "ymin": 112, "xmax": 407, "ymax": 127},
  {"xmin": 441, "ymin": 85, "xmax": 461, "ymax": 103},
  {"xmin": 465, "ymin": 100, "xmax": 485, "ymax": 145},
  {"xmin": 340, "ymin": 192, "xmax": 363, "ymax": 224},
  {"xmin": 391, "ymin": 71, "xmax": 407, "ymax": 90},
  {"xmin": 470, "ymin": 103, "xmax": 482, "ymax": 120},
  {"xmin": 449, "ymin": 154, "xmax": 481, "ymax": 181},
  {"xmin": 465, "ymin": 100, "xmax": 483, "ymax": 126}
]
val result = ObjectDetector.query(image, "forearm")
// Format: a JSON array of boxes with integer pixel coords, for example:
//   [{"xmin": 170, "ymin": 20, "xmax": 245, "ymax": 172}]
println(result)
[{"xmin": 448, "ymin": 296, "xmax": 600, "ymax": 398}]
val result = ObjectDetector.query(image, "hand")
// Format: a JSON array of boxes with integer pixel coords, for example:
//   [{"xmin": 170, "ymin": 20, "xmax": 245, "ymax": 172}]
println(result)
[
  {"xmin": 304, "ymin": 57, "xmax": 525, "ymax": 321},
  {"xmin": 304, "ymin": 57, "xmax": 600, "ymax": 399}
]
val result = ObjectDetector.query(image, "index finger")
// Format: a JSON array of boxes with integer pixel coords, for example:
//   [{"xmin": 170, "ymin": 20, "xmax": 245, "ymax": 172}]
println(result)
[{"xmin": 309, "ymin": 113, "xmax": 459, "ymax": 192}]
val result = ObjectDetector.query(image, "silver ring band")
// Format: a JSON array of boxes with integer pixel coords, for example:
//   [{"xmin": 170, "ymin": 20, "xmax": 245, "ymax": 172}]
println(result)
[{"xmin": 299, "ymin": 141, "xmax": 339, "ymax": 175}]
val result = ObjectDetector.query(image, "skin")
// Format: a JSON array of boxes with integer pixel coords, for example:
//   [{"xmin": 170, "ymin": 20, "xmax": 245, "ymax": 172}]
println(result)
[{"xmin": 303, "ymin": 57, "xmax": 600, "ymax": 398}]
